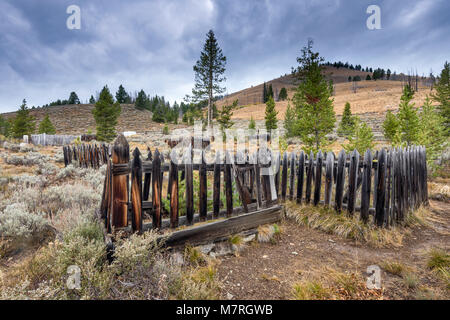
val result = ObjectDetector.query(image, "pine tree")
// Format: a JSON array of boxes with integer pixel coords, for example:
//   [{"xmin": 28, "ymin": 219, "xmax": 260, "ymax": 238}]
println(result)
[
  {"xmin": 398, "ymin": 85, "xmax": 419, "ymax": 145},
  {"xmin": 278, "ymin": 87, "xmax": 288, "ymax": 101},
  {"xmin": 135, "ymin": 90, "xmax": 149, "ymax": 110},
  {"xmin": 263, "ymin": 82, "xmax": 268, "ymax": 103},
  {"xmin": 343, "ymin": 118, "xmax": 375, "ymax": 154},
  {"xmin": 337, "ymin": 102, "xmax": 356, "ymax": 137},
  {"xmin": 217, "ymin": 100, "xmax": 236, "ymax": 140},
  {"xmin": 284, "ymin": 103, "xmax": 296, "ymax": 138},
  {"xmin": 191, "ymin": 30, "xmax": 227, "ymax": 131},
  {"xmin": 292, "ymin": 39, "xmax": 336, "ymax": 153},
  {"xmin": 418, "ymin": 97, "xmax": 447, "ymax": 170},
  {"xmin": 68, "ymin": 92, "xmax": 80, "ymax": 104},
  {"xmin": 0, "ymin": 115, "xmax": 11, "ymax": 137},
  {"xmin": 38, "ymin": 114, "xmax": 56, "ymax": 134},
  {"xmin": 366, "ymin": 74, "xmax": 371, "ymax": 81},
  {"xmin": 89, "ymin": 95, "xmax": 96, "ymax": 104},
  {"xmin": 267, "ymin": 84, "xmax": 274, "ymax": 100},
  {"xmin": 116, "ymin": 85, "xmax": 131, "ymax": 103},
  {"xmin": 11, "ymin": 99, "xmax": 35, "ymax": 139},
  {"xmin": 432, "ymin": 61, "xmax": 450, "ymax": 132},
  {"xmin": 382, "ymin": 110, "xmax": 400, "ymax": 145},
  {"xmin": 249, "ymin": 116, "xmax": 256, "ymax": 130},
  {"xmin": 265, "ymin": 96, "xmax": 278, "ymax": 131},
  {"xmin": 92, "ymin": 86, "xmax": 121, "ymax": 142}
]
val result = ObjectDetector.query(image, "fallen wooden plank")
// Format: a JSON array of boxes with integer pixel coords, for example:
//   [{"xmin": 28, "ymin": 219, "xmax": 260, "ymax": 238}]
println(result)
[{"xmin": 159, "ymin": 205, "xmax": 282, "ymax": 247}]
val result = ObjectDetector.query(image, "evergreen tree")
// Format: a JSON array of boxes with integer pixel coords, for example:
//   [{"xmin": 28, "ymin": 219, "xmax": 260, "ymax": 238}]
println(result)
[
  {"xmin": 217, "ymin": 100, "xmax": 236, "ymax": 140},
  {"xmin": 265, "ymin": 96, "xmax": 278, "ymax": 131},
  {"xmin": 38, "ymin": 114, "xmax": 56, "ymax": 134},
  {"xmin": 89, "ymin": 95, "xmax": 96, "ymax": 104},
  {"xmin": 267, "ymin": 84, "xmax": 274, "ymax": 100},
  {"xmin": 284, "ymin": 103, "xmax": 296, "ymax": 138},
  {"xmin": 191, "ymin": 30, "xmax": 227, "ymax": 131},
  {"xmin": 398, "ymin": 85, "xmax": 419, "ymax": 145},
  {"xmin": 135, "ymin": 90, "xmax": 149, "ymax": 110},
  {"xmin": 337, "ymin": 102, "xmax": 356, "ymax": 137},
  {"xmin": 382, "ymin": 110, "xmax": 401, "ymax": 145},
  {"xmin": 278, "ymin": 87, "xmax": 288, "ymax": 101},
  {"xmin": 263, "ymin": 82, "xmax": 268, "ymax": 103},
  {"xmin": 249, "ymin": 116, "xmax": 256, "ymax": 130},
  {"xmin": 417, "ymin": 97, "xmax": 447, "ymax": 170},
  {"xmin": 291, "ymin": 40, "xmax": 336, "ymax": 153},
  {"xmin": 366, "ymin": 74, "xmax": 371, "ymax": 81},
  {"xmin": 11, "ymin": 99, "xmax": 35, "ymax": 139},
  {"xmin": 0, "ymin": 115, "xmax": 11, "ymax": 137},
  {"xmin": 386, "ymin": 69, "xmax": 391, "ymax": 80},
  {"xmin": 116, "ymin": 85, "xmax": 131, "ymax": 103},
  {"xmin": 432, "ymin": 61, "xmax": 450, "ymax": 132},
  {"xmin": 68, "ymin": 92, "xmax": 80, "ymax": 104},
  {"xmin": 343, "ymin": 118, "xmax": 375, "ymax": 154},
  {"xmin": 92, "ymin": 86, "xmax": 121, "ymax": 142}
]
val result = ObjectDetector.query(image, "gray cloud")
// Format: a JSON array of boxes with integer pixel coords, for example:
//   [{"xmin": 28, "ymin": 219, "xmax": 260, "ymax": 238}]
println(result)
[{"xmin": 0, "ymin": 0, "xmax": 449, "ymax": 112}]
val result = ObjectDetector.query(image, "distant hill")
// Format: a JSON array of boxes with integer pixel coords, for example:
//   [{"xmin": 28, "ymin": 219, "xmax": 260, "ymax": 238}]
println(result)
[
  {"xmin": 216, "ymin": 66, "xmax": 372, "ymax": 107},
  {"xmin": 1, "ymin": 104, "xmax": 181, "ymax": 135}
]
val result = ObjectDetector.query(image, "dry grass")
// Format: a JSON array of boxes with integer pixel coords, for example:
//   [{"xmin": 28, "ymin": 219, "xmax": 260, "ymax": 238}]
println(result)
[
  {"xmin": 426, "ymin": 248, "xmax": 450, "ymax": 289},
  {"xmin": 228, "ymin": 80, "xmax": 432, "ymax": 120},
  {"xmin": 428, "ymin": 181, "xmax": 450, "ymax": 202},
  {"xmin": 285, "ymin": 202, "xmax": 433, "ymax": 248},
  {"xmin": 292, "ymin": 268, "xmax": 383, "ymax": 300},
  {"xmin": 380, "ymin": 261, "xmax": 406, "ymax": 276}
]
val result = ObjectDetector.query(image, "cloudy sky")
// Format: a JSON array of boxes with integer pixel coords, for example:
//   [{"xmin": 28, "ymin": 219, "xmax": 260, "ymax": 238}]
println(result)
[{"xmin": 0, "ymin": 0, "xmax": 449, "ymax": 112}]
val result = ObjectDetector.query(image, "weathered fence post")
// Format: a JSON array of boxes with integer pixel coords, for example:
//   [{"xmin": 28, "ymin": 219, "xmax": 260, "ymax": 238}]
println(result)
[
  {"xmin": 213, "ymin": 151, "xmax": 221, "ymax": 218},
  {"xmin": 324, "ymin": 152, "xmax": 334, "ymax": 206},
  {"xmin": 297, "ymin": 151, "xmax": 305, "ymax": 204},
  {"xmin": 169, "ymin": 153, "xmax": 179, "ymax": 228},
  {"xmin": 152, "ymin": 149, "xmax": 162, "ymax": 229},
  {"xmin": 360, "ymin": 149, "xmax": 372, "ymax": 222},
  {"xmin": 335, "ymin": 150, "xmax": 346, "ymax": 213},
  {"xmin": 199, "ymin": 150, "xmax": 207, "ymax": 221},
  {"xmin": 225, "ymin": 151, "xmax": 233, "ymax": 217},
  {"xmin": 143, "ymin": 149, "xmax": 152, "ymax": 201},
  {"xmin": 375, "ymin": 148, "xmax": 387, "ymax": 226},
  {"xmin": 281, "ymin": 152, "xmax": 288, "ymax": 201},
  {"xmin": 305, "ymin": 151, "xmax": 314, "ymax": 203},
  {"xmin": 111, "ymin": 134, "xmax": 130, "ymax": 229},
  {"xmin": 313, "ymin": 151, "xmax": 323, "ymax": 206},
  {"xmin": 185, "ymin": 146, "xmax": 194, "ymax": 225},
  {"xmin": 131, "ymin": 148, "xmax": 143, "ymax": 233},
  {"xmin": 289, "ymin": 152, "xmax": 296, "ymax": 200},
  {"xmin": 347, "ymin": 150, "xmax": 359, "ymax": 215}
]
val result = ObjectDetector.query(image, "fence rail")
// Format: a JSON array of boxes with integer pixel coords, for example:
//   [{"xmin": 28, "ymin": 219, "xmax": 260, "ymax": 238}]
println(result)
[{"xmin": 99, "ymin": 134, "xmax": 428, "ymax": 246}]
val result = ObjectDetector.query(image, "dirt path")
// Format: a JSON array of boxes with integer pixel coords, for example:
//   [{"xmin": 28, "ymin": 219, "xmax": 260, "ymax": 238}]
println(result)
[{"xmin": 215, "ymin": 200, "xmax": 449, "ymax": 300}]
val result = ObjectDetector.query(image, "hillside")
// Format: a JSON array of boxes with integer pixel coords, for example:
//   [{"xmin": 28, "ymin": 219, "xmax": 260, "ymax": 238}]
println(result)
[
  {"xmin": 1, "ymin": 104, "xmax": 183, "ymax": 135},
  {"xmin": 217, "ymin": 66, "xmax": 373, "ymax": 107},
  {"xmin": 229, "ymin": 80, "xmax": 432, "ymax": 120}
]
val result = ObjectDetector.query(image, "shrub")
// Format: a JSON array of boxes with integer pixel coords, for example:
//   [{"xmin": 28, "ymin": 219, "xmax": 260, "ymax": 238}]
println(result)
[{"xmin": 0, "ymin": 203, "xmax": 49, "ymax": 242}]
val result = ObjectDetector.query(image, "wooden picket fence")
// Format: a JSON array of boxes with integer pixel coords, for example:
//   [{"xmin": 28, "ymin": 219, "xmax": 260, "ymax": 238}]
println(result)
[
  {"xmin": 99, "ymin": 134, "xmax": 428, "ymax": 246},
  {"xmin": 63, "ymin": 143, "xmax": 109, "ymax": 168},
  {"xmin": 31, "ymin": 133, "xmax": 79, "ymax": 146}
]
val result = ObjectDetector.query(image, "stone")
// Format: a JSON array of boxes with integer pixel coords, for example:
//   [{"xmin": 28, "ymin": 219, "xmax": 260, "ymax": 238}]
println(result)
[
  {"xmin": 243, "ymin": 234, "xmax": 256, "ymax": 243},
  {"xmin": 170, "ymin": 252, "xmax": 184, "ymax": 266},
  {"xmin": 214, "ymin": 242, "xmax": 232, "ymax": 257},
  {"xmin": 197, "ymin": 243, "xmax": 215, "ymax": 255},
  {"xmin": 226, "ymin": 293, "xmax": 234, "ymax": 300}
]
